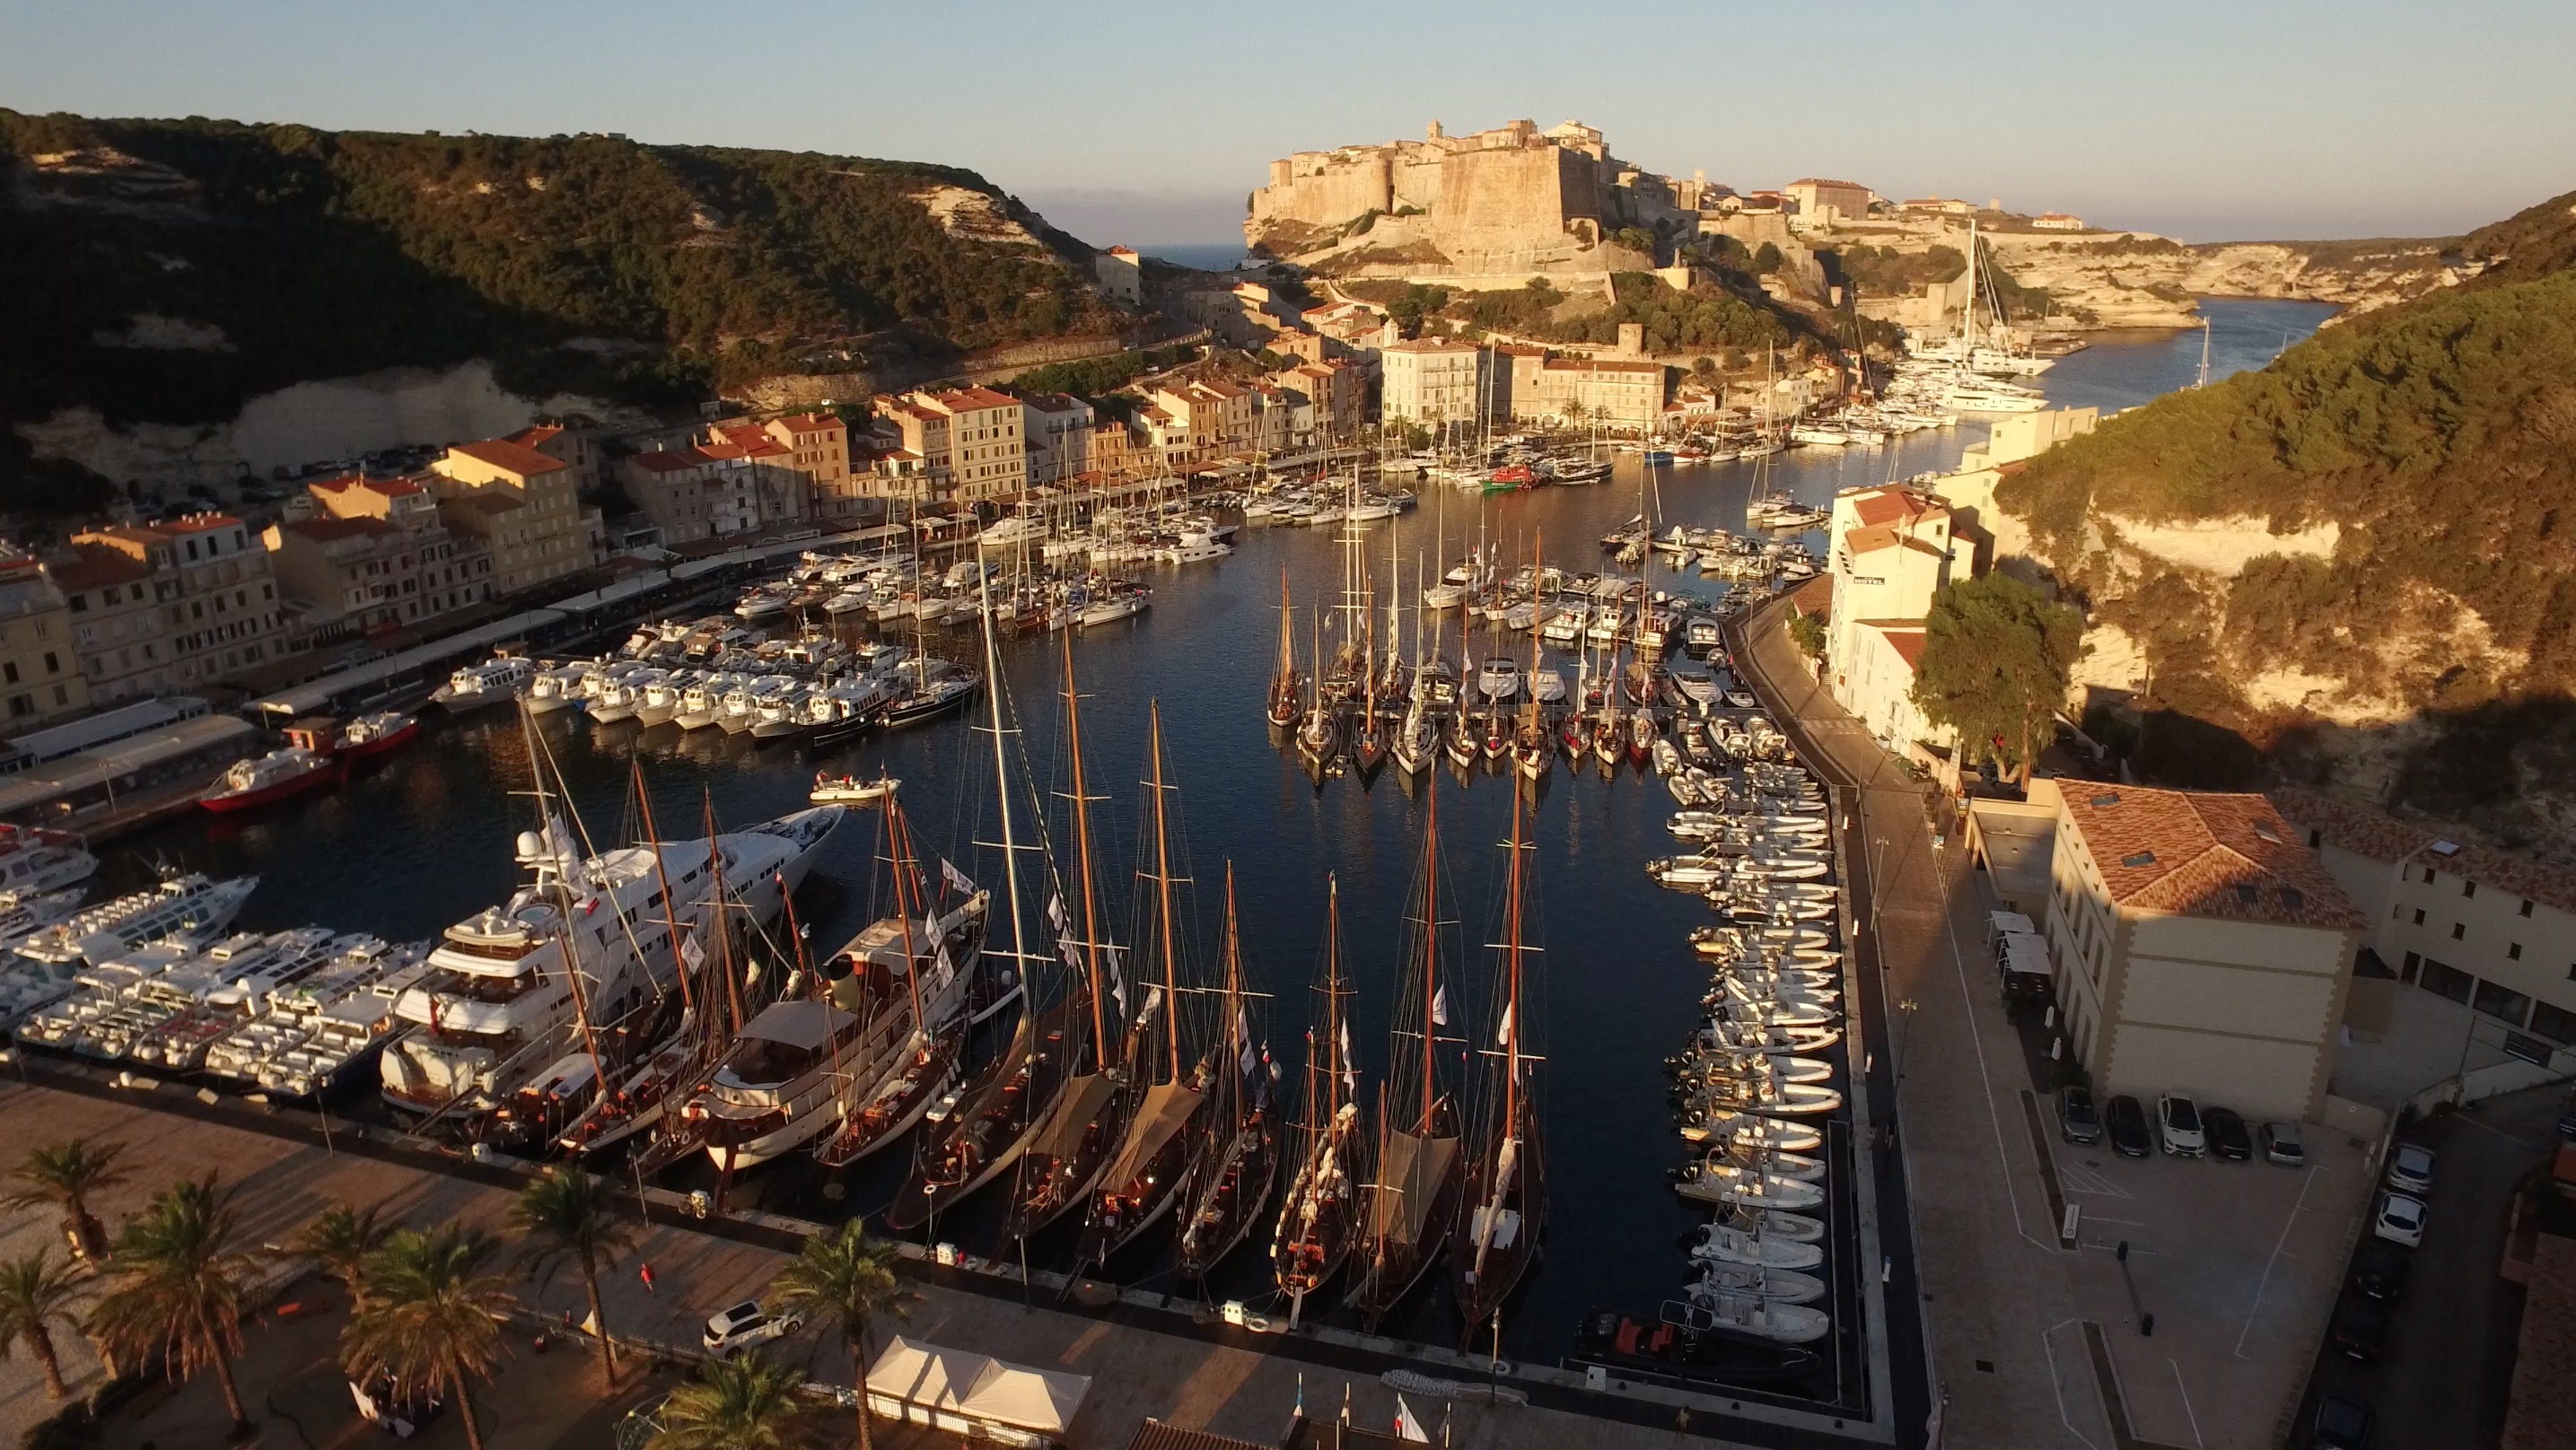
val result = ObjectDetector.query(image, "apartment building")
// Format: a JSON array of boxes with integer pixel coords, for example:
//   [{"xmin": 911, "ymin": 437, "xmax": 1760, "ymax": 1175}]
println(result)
[
  {"xmin": 0, "ymin": 552, "xmax": 89, "ymax": 727},
  {"xmin": 1095, "ymin": 246, "xmax": 1143, "ymax": 304},
  {"xmin": 2272, "ymin": 787, "xmax": 2576, "ymax": 1073},
  {"xmin": 1145, "ymin": 380, "xmax": 1257, "ymax": 459},
  {"xmin": 2046, "ymin": 783, "xmax": 2364, "ymax": 1122},
  {"xmin": 429, "ymin": 437, "xmax": 595, "ymax": 596},
  {"xmin": 1528, "ymin": 357, "xmax": 1665, "ymax": 428},
  {"xmin": 70, "ymin": 513, "xmax": 292, "ymax": 688},
  {"xmin": 500, "ymin": 422, "xmax": 598, "ymax": 494},
  {"xmin": 51, "ymin": 546, "xmax": 169, "ymax": 706},
  {"xmin": 1380, "ymin": 338, "xmax": 1490, "ymax": 427},
  {"xmin": 873, "ymin": 390, "xmax": 1028, "ymax": 503},
  {"xmin": 263, "ymin": 516, "xmax": 488, "ymax": 645},
  {"xmin": 1823, "ymin": 485, "xmax": 1963, "ymax": 739},
  {"xmin": 1021, "ymin": 394, "xmax": 1094, "ymax": 485}
]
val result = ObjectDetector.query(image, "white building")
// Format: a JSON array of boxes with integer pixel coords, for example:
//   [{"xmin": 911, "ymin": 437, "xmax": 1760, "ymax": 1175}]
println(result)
[{"xmin": 1379, "ymin": 338, "xmax": 1490, "ymax": 427}]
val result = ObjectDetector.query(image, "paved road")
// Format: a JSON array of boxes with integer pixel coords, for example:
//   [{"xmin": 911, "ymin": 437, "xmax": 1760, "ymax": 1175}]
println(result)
[{"xmin": 2291, "ymin": 1084, "xmax": 2563, "ymax": 1448}]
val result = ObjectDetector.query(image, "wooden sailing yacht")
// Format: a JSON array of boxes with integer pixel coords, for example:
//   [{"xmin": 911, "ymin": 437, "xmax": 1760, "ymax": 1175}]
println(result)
[
  {"xmin": 1454, "ymin": 783, "xmax": 1545, "ymax": 1332},
  {"xmin": 1265, "ymin": 571, "xmax": 1301, "ymax": 729},
  {"xmin": 1270, "ymin": 874, "xmax": 1366, "ymax": 1325},
  {"xmin": 1000, "ymin": 632, "xmax": 1132, "ymax": 1242},
  {"xmin": 1076, "ymin": 702, "xmax": 1217, "ymax": 1267},
  {"xmin": 1348, "ymin": 771, "xmax": 1464, "ymax": 1330},
  {"xmin": 1511, "ymin": 530, "xmax": 1555, "ymax": 782},
  {"xmin": 1294, "ymin": 607, "xmax": 1339, "ymax": 782},
  {"xmin": 1175, "ymin": 863, "xmax": 1277, "ymax": 1282}
]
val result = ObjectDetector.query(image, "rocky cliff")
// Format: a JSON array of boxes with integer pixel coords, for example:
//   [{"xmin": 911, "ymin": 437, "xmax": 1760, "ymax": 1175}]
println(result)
[
  {"xmin": 1980, "ymin": 230, "xmax": 2462, "ymax": 328},
  {"xmin": 0, "ymin": 109, "xmax": 1127, "ymax": 514},
  {"xmin": 1993, "ymin": 190, "xmax": 2576, "ymax": 859}
]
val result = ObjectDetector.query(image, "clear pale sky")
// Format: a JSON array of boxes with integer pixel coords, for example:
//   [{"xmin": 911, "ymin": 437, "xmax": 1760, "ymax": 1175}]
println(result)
[{"xmin": 4, "ymin": 0, "xmax": 2571, "ymax": 248}]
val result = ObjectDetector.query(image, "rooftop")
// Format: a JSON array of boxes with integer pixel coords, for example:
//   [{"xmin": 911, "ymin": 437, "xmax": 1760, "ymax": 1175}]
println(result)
[
  {"xmin": 446, "ymin": 438, "xmax": 569, "ymax": 476},
  {"xmin": 628, "ymin": 448, "xmax": 711, "ymax": 476},
  {"xmin": 1542, "ymin": 357, "xmax": 1662, "ymax": 374},
  {"xmin": 48, "ymin": 546, "xmax": 149, "ymax": 592},
  {"xmin": 929, "ymin": 387, "xmax": 1020, "ymax": 413},
  {"xmin": 2269, "ymin": 785, "xmax": 2576, "ymax": 916},
  {"xmin": 1844, "ymin": 484, "xmax": 1946, "ymax": 530},
  {"xmin": 2061, "ymin": 785, "xmax": 2365, "ymax": 930},
  {"xmin": 772, "ymin": 412, "xmax": 843, "ymax": 433},
  {"xmin": 502, "ymin": 424, "xmax": 563, "ymax": 450},
  {"xmin": 280, "ymin": 517, "xmax": 399, "ymax": 543}
]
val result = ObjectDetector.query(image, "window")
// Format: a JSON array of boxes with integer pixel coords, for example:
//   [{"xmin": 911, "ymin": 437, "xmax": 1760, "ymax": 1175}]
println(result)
[
  {"xmin": 2401, "ymin": 950, "xmax": 2421, "ymax": 983},
  {"xmin": 2534, "ymin": 1000, "xmax": 2576, "ymax": 1046},
  {"xmin": 2452, "ymin": 922, "xmax": 2466, "ymax": 940},
  {"xmin": 2419, "ymin": 958, "xmax": 2475, "ymax": 1004},
  {"xmin": 41, "ymin": 651, "xmax": 57, "ymax": 674},
  {"xmin": 49, "ymin": 685, "xmax": 64, "ymax": 706},
  {"xmin": 2510, "ymin": 943, "xmax": 2524, "ymax": 961},
  {"xmin": 2473, "ymin": 979, "xmax": 2531, "ymax": 1026},
  {"xmin": 2414, "ymin": 909, "xmax": 2427, "ymax": 926},
  {"xmin": 2520, "ymin": 899, "xmax": 2535, "ymax": 918},
  {"xmin": 1, "ymin": 663, "xmax": 13, "ymax": 685},
  {"xmin": 2463, "ymin": 880, "xmax": 2477, "ymax": 899}
]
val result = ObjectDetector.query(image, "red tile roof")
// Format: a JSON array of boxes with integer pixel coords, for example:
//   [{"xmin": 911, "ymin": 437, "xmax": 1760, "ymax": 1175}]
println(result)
[
  {"xmin": 281, "ymin": 517, "xmax": 399, "ymax": 543},
  {"xmin": 2269, "ymin": 786, "xmax": 2576, "ymax": 915},
  {"xmin": 2061, "ymin": 786, "xmax": 2365, "ymax": 929},
  {"xmin": 48, "ymin": 546, "xmax": 148, "ymax": 592},
  {"xmin": 1847, "ymin": 485, "xmax": 1943, "ymax": 529},
  {"xmin": 446, "ymin": 439, "xmax": 569, "ymax": 476},
  {"xmin": 628, "ymin": 449, "xmax": 710, "ymax": 475},
  {"xmin": 772, "ymin": 412, "xmax": 844, "ymax": 434},
  {"xmin": 503, "ymin": 424, "xmax": 564, "ymax": 450},
  {"xmin": 931, "ymin": 388, "xmax": 1020, "ymax": 413},
  {"xmin": 153, "ymin": 512, "xmax": 241, "ymax": 534},
  {"xmin": 1875, "ymin": 624, "xmax": 1927, "ymax": 668}
]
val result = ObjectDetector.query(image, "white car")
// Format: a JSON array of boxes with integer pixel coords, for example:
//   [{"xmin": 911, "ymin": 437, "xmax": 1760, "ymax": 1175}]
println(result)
[
  {"xmin": 2156, "ymin": 1095, "xmax": 2206, "ymax": 1157},
  {"xmin": 2372, "ymin": 1192, "xmax": 2427, "ymax": 1248},
  {"xmin": 702, "ymin": 1300, "xmax": 804, "ymax": 1355}
]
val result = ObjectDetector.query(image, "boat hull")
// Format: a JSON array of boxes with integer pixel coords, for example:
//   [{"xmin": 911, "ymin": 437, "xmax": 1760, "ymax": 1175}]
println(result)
[{"xmin": 201, "ymin": 762, "xmax": 342, "ymax": 813}]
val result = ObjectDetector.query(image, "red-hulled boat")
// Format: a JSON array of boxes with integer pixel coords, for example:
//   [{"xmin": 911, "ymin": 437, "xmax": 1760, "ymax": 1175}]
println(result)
[
  {"xmin": 333, "ymin": 711, "xmax": 420, "ymax": 759},
  {"xmin": 199, "ymin": 747, "xmax": 342, "ymax": 813}
]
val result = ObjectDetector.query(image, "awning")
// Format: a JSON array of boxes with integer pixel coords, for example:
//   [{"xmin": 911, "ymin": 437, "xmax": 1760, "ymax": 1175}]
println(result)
[
  {"xmin": 1988, "ymin": 910, "xmax": 2037, "ymax": 939},
  {"xmin": 740, "ymin": 999, "xmax": 856, "ymax": 1050},
  {"xmin": 865, "ymin": 1337, "xmax": 1091, "ymax": 1437},
  {"xmin": 2001, "ymin": 933, "xmax": 2053, "ymax": 979},
  {"xmin": 1098, "ymin": 1079, "xmax": 1204, "ymax": 1190},
  {"xmin": 1362, "ymin": 1128, "xmax": 1460, "ymax": 1245},
  {"xmin": 1027, "ymin": 1073, "xmax": 1118, "ymax": 1161}
]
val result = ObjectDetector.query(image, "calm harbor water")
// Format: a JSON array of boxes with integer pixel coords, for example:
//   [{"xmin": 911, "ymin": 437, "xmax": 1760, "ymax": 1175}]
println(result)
[{"xmin": 90, "ymin": 298, "xmax": 2328, "ymax": 1365}]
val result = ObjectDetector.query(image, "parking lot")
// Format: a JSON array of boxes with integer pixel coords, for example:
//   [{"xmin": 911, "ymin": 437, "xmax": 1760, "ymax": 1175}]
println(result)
[{"xmin": 2289, "ymin": 1083, "xmax": 2567, "ymax": 1449}]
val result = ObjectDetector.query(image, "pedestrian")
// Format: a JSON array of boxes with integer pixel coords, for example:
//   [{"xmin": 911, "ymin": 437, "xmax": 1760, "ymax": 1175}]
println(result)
[{"xmin": 639, "ymin": 1261, "xmax": 656, "ymax": 1294}]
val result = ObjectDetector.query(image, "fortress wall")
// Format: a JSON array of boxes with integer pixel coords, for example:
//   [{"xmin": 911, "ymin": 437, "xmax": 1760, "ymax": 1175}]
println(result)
[
  {"xmin": 1433, "ymin": 145, "xmax": 1590, "ymax": 252},
  {"xmin": 1250, "ymin": 153, "xmax": 1392, "ymax": 228},
  {"xmin": 1392, "ymin": 154, "xmax": 1444, "ymax": 212}
]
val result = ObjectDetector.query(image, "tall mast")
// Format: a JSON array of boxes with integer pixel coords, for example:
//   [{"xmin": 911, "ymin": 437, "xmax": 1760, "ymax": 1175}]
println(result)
[
  {"xmin": 1326, "ymin": 874, "xmax": 1345, "ymax": 1114},
  {"xmin": 1419, "ymin": 768, "xmax": 1439, "ymax": 1129},
  {"xmin": 887, "ymin": 797, "xmax": 925, "ymax": 1030},
  {"xmin": 704, "ymin": 792, "xmax": 742, "ymax": 1035},
  {"xmin": 1503, "ymin": 784, "xmax": 1526, "ymax": 1131},
  {"xmin": 1222, "ymin": 860, "xmax": 1243, "ymax": 1104},
  {"xmin": 977, "ymin": 551, "xmax": 1032, "ymax": 1006},
  {"xmin": 1147, "ymin": 701, "xmax": 1181, "ymax": 1085},
  {"xmin": 1061, "ymin": 630, "xmax": 1110, "ymax": 1067},
  {"xmin": 634, "ymin": 759, "xmax": 692, "ymax": 1018}
]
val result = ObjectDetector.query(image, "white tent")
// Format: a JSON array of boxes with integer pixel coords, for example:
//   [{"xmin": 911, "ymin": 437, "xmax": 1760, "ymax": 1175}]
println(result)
[{"xmin": 864, "ymin": 1336, "xmax": 1091, "ymax": 1447}]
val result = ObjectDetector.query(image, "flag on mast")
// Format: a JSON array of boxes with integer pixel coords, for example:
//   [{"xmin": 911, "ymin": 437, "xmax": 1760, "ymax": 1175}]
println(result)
[
  {"xmin": 1497, "ymin": 1002, "xmax": 1513, "ymax": 1048},
  {"xmin": 1431, "ymin": 984, "xmax": 1450, "ymax": 1027},
  {"xmin": 941, "ymin": 857, "xmax": 976, "ymax": 898},
  {"xmin": 1395, "ymin": 1397, "xmax": 1430, "ymax": 1444}
]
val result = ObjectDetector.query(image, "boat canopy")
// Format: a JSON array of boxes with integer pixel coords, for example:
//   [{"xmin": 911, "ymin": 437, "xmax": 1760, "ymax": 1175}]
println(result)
[
  {"xmin": 1027, "ymin": 1072, "xmax": 1119, "ymax": 1160},
  {"xmin": 1098, "ymin": 1080, "xmax": 1203, "ymax": 1189},
  {"xmin": 1363, "ymin": 1128, "xmax": 1460, "ymax": 1245},
  {"xmin": 740, "ymin": 999, "xmax": 858, "ymax": 1051}
]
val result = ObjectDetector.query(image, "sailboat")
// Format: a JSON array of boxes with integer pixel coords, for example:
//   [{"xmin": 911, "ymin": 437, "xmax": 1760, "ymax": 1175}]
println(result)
[
  {"xmin": 1076, "ymin": 703, "xmax": 1216, "ymax": 1267},
  {"xmin": 1000, "ymin": 633, "xmax": 1134, "ymax": 1243},
  {"xmin": 1270, "ymin": 875, "xmax": 1366, "ymax": 1325},
  {"xmin": 1294, "ymin": 607, "xmax": 1340, "ymax": 782},
  {"xmin": 1175, "ymin": 864, "xmax": 1279, "ymax": 1282},
  {"xmin": 1511, "ymin": 532, "xmax": 1555, "ymax": 782},
  {"xmin": 1348, "ymin": 772, "xmax": 1465, "ymax": 1331},
  {"xmin": 1454, "ymin": 784, "xmax": 1546, "ymax": 1333},
  {"xmin": 1265, "ymin": 572, "xmax": 1302, "ymax": 729}
]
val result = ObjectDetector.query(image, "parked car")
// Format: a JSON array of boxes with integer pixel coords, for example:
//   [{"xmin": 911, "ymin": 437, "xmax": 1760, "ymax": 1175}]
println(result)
[
  {"xmin": 2372, "ymin": 1192, "xmax": 2427, "ymax": 1248},
  {"xmin": 2156, "ymin": 1095, "xmax": 2206, "ymax": 1157},
  {"xmin": 2350, "ymin": 1239, "xmax": 2410, "ymax": 1301},
  {"xmin": 2386, "ymin": 1141, "xmax": 2437, "ymax": 1196},
  {"xmin": 2202, "ymin": 1106, "xmax": 2252, "ymax": 1161},
  {"xmin": 702, "ymin": 1300, "xmax": 803, "ymax": 1355},
  {"xmin": 2261, "ymin": 1121, "xmax": 2306, "ymax": 1166},
  {"xmin": 2312, "ymin": 1391, "xmax": 2373, "ymax": 1448},
  {"xmin": 2105, "ymin": 1095, "xmax": 2151, "ymax": 1157},
  {"xmin": 2059, "ymin": 1085, "xmax": 2102, "ymax": 1144},
  {"xmin": 2327, "ymin": 1296, "xmax": 2389, "ymax": 1361}
]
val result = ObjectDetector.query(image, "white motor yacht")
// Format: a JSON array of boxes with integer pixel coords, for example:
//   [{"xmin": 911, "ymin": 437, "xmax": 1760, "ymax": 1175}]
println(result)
[
  {"xmin": 430, "ymin": 656, "xmax": 534, "ymax": 712},
  {"xmin": 13, "ymin": 874, "xmax": 260, "ymax": 968},
  {"xmin": 1476, "ymin": 656, "xmax": 1521, "ymax": 702},
  {"xmin": 0, "ymin": 825, "xmax": 98, "ymax": 899},
  {"xmin": 202, "ymin": 936, "xmax": 429, "ymax": 1097}
]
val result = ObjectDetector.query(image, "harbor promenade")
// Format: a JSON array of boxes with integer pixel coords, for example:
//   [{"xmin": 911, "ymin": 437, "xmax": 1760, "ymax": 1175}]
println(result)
[{"xmin": 0, "ymin": 1080, "xmax": 1810, "ymax": 1450}]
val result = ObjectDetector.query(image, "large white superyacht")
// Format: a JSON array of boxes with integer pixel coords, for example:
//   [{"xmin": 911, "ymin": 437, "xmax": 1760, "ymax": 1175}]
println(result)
[{"xmin": 378, "ymin": 801, "xmax": 843, "ymax": 1135}]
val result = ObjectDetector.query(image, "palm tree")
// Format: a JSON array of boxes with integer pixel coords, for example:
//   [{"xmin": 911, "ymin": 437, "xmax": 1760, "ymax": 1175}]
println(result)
[
  {"xmin": 84, "ymin": 1174, "xmax": 256, "ymax": 1428},
  {"xmin": 4, "ymin": 1140, "xmax": 128, "ymax": 1262},
  {"xmin": 646, "ymin": 1352, "xmax": 819, "ymax": 1450},
  {"xmin": 0, "ymin": 1250, "xmax": 83, "ymax": 1401},
  {"xmin": 285, "ymin": 1201, "xmax": 392, "ymax": 1309},
  {"xmin": 508, "ymin": 1165, "xmax": 638, "ymax": 1384},
  {"xmin": 767, "ymin": 1219, "xmax": 919, "ymax": 1450},
  {"xmin": 340, "ymin": 1225, "xmax": 515, "ymax": 1450}
]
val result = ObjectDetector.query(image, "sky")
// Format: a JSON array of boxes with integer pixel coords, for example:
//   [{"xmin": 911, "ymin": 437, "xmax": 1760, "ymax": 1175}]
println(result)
[{"xmin": 4, "ymin": 0, "xmax": 2572, "ymax": 249}]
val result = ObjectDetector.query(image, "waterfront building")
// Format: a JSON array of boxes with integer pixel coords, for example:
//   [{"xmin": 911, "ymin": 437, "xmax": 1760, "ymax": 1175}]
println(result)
[
  {"xmin": 1021, "ymin": 393, "xmax": 1094, "ymax": 486},
  {"xmin": 69, "ymin": 514, "xmax": 291, "ymax": 690},
  {"xmin": 1528, "ymin": 355, "xmax": 1664, "ymax": 429},
  {"xmin": 262, "ymin": 515, "xmax": 488, "ymax": 648},
  {"xmin": 872, "ymin": 389, "xmax": 1027, "ymax": 503},
  {"xmin": 1380, "ymin": 338, "xmax": 1490, "ymax": 429},
  {"xmin": 1144, "ymin": 379, "xmax": 1257, "ymax": 459},
  {"xmin": 2044, "ymin": 782, "xmax": 2365, "ymax": 1123},
  {"xmin": 51, "ymin": 546, "xmax": 170, "ymax": 706},
  {"xmin": 0, "ymin": 551, "xmax": 90, "ymax": 727},
  {"xmin": 2271, "ymin": 787, "xmax": 2576, "ymax": 1079},
  {"xmin": 428, "ymin": 437, "xmax": 597, "ymax": 596}
]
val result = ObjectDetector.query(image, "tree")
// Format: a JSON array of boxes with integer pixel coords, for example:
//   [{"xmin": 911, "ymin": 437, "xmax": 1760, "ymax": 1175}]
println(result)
[
  {"xmin": 509, "ymin": 1165, "xmax": 639, "ymax": 1384},
  {"xmin": 84, "ymin": 1175, "xmax": 256, "ymax": 1429},
  {"xmin": 1789, "ymin": 610, "xmax": 1827, "ymax": 662},
  {"xmin": 4, "ymin": 1140, "xmax": 128, "ymax": 1262},
  {"xmin": 286, "ymin": 1201, "xmax": 393, "ymax": 1309},
  {"xmin": 1752, "ymin": 242, "xmax": 1783, "ymax": 275},
  {"xmin": 767, "ymin": 1220, "xmax": 920, "ymax": 1450},
  {"xmin": 1911, "ymin": 572, "xmax": 2086, "ymax": 784},
  {"xmin": 1613, "ymin": 226, "xmax": 1660, "ymax": 258},
  {"xmin": 0, "ymin": 1250, "xmax": 83, "ymax": 1401},
  {"xmin": 341, "ymin": 1226, "xmax": 515, "ymax": 1450},
  {"xmin": 647, "ymin": 1352, "xmax": 820, "ymax": 1450}
]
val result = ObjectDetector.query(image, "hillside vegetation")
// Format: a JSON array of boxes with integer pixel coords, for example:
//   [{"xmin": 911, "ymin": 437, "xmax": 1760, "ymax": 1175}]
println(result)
[
  {"xmin": 1996, "ymin": 189, "xmax": 2576, "ymax": 850},
  {"xmin": 0, "ymin": 109, "xmax": 1122, "ymax": 511}
]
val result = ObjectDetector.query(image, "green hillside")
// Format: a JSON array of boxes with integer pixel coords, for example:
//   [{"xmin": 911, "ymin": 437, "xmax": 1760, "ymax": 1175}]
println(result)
[
  {"xmin": 0, "ymin": 109, "xmax": 1124, "ymax": 511},
  {"xmin": 1996, "ymin": 189, "xmax": 2576, "ymax": 844}
]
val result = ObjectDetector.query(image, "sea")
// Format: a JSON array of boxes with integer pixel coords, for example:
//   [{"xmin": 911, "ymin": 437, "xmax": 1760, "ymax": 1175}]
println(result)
[{"xmin": 89, "ymin": 297, "xmax": 2334, "ymax": 1369}]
